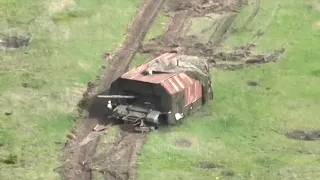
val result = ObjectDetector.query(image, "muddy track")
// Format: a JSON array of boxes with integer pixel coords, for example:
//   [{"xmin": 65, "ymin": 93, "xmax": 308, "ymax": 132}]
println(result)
[
  {"xmin": 60, "ymin": 0, "xmax": 167, "ymax": 180},
  {"xmin": 161, "ymin": 0, "xmax": 207, "ymax": 45},
  {"xmin": 140, "ymin": 0, "xmax": 283, "ymax": 70},
  {"xmin": 140, "ymin": 0, "xmax": 246, "ymax": 57},
  {"xmin": 88, "ymin": 125, "xmax": 147, "ymax": 180}
]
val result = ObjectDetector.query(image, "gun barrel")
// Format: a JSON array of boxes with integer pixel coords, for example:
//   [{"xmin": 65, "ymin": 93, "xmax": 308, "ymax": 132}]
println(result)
[{"xmin": 97, "ymin": 95, "xmax": 136, "ymax": 99}]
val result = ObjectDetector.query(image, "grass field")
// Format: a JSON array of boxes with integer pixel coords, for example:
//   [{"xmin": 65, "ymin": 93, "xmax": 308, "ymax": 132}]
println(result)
[
  {"xmin": 138, "ymin": 0, "xmax": 320, "ymax": 180},
  {"xmin": 0, "ymin": 0, "xmax": 143, "ymax": 179},
  {"xmin": 1, "ymin": 0, "xmax": 320, "ymax": 180}
]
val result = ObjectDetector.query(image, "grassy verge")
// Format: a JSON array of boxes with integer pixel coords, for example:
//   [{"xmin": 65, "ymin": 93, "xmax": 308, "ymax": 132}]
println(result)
[
  {"xmin": 138, "ymin": 0, "xmax": 320, "ymax": 179},
  {"xmin": 0, "ymin": 0, "xmax": 142, "ymax": 179}
]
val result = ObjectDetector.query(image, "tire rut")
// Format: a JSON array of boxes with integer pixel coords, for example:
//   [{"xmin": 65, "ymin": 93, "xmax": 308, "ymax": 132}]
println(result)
[{"xmin": 88, "ymin": 127, "xmax": 147, "ymax": 180}]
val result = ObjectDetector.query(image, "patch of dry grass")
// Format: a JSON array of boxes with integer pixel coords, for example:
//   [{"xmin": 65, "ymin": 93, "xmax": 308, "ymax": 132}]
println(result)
[
  {"xmin": 312, "ymin": 21, "xmax": 320, "ymax": 30},
  {"xmin": 47, "ymin": 0, "xmax": 76, "ymax": 15},
  {"xmin": 306, "ymin": 0, "xmax": 320, "ymax": 11}
]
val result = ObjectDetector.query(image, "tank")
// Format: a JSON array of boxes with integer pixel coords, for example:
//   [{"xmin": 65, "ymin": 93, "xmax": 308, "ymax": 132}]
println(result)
[{"xmin": 101, "ymin": 52, "xmax": 214, "ymax": 132}]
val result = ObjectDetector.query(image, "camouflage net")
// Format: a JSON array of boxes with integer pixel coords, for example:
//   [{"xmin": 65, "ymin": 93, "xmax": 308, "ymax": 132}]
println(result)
[
  {"xmin": 145, "ymin": 55, "xmax": 210, "ymax": 82},
  {"xmin": 144, "ymin": 54, "xmax": 213, "ymax": 101}
]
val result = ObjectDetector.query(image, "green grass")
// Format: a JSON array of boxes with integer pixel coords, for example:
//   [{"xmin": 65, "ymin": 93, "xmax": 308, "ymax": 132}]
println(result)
[
  {"xmin": 131, "ymin": 12, "xmax": 169, "ymax": 70},
  {"xmin": 2, "ymin": 0, "xmax": 320, "ymax": 179},
  {"xmin": 144, "ymin": 12, "xmax": 169, "ymax": 41},
  {"xmin": 138, "ymin": 0, "xmax": 320, "ymax": 179},
  {"xmin": 131, "ymin": 53, "xmax": 150, "ymax": 67},
  {"xmin": 0, "ymin": 0, "xmax": 142, "ymax": 179},
  {"xmin": 185, "ymin": 14, "xmax": 231, "ymax": 44},
  {"xmin": 185, "ymin": 16, "xmax": 219, "ymax": 43}
]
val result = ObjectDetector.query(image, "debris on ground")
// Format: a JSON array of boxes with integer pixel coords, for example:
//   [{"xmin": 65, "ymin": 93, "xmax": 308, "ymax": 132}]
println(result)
[{"xmin": 93, "ymin": 124, "xmax": 108, "ymax": 132}]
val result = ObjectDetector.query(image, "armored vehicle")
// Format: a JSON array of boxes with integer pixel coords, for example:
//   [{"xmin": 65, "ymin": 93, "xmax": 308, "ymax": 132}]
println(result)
[{"xmin": 98, "ymin": 52, "xmax": 214, "ymax": 132}]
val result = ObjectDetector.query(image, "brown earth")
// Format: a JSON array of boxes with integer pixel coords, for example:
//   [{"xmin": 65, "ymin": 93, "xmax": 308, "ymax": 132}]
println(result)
[{"xmin": 59, "ymin": 0, "xmax": 253, "ymax": 180}]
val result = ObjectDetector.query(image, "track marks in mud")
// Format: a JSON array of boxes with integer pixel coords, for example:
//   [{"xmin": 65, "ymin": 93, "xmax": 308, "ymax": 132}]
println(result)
[
  {"xmin": 139, "ymin": 0, "xmax": 245, "ymax": 55},
  {"xmin": 140, "ymin": 0, "xmax": 285, "ymax": 71},
  {"xmin": 208, "ymin": 45, "xmax": 285, "ymax": 70},
  {"xmin": 61, "ymin": 0, "xmax": 167, "ymax": 180},
  {"xmin": 88, "ymin": 127, "xmax": 147, "ymax": 180}
]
